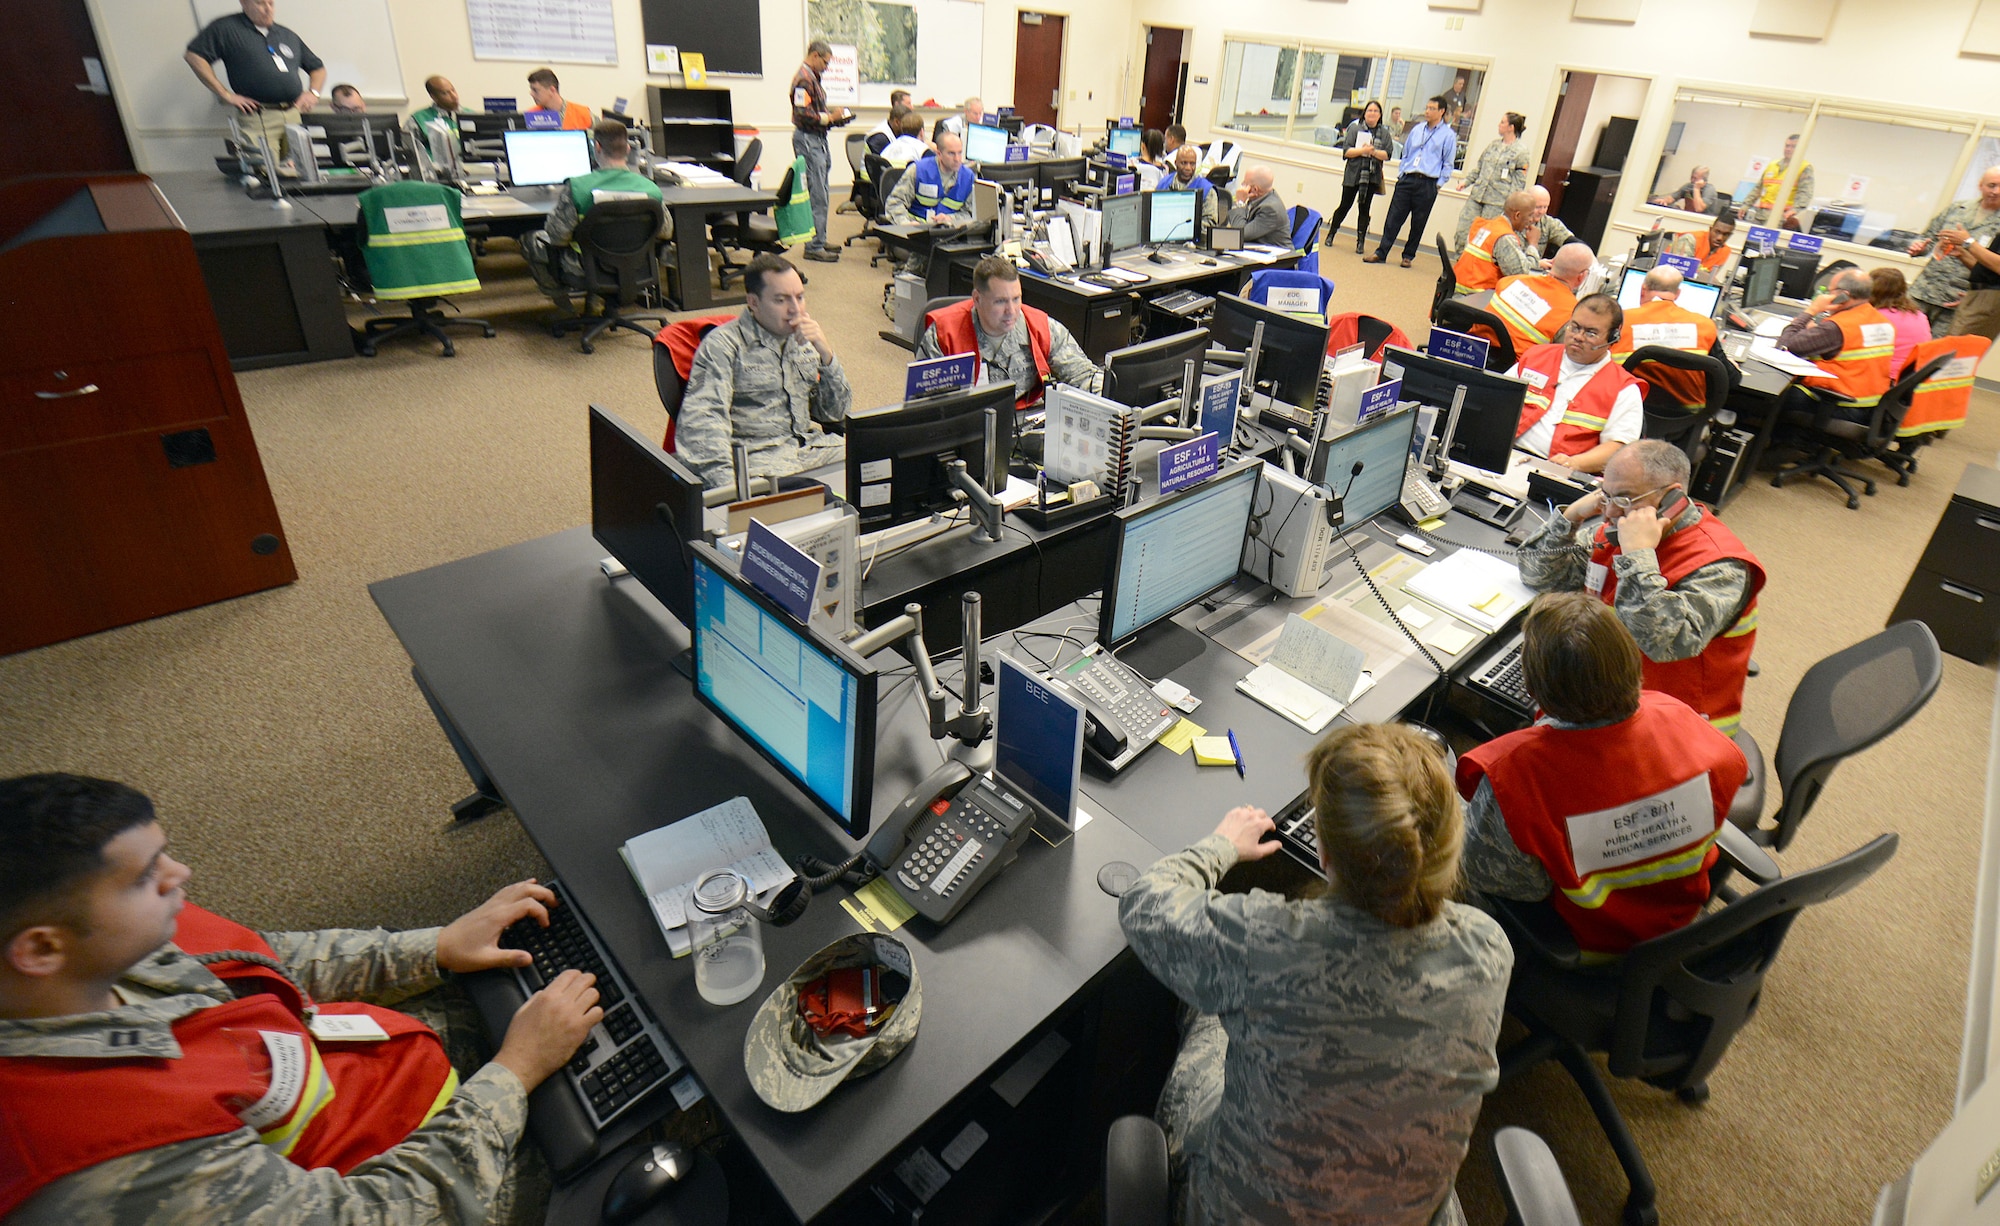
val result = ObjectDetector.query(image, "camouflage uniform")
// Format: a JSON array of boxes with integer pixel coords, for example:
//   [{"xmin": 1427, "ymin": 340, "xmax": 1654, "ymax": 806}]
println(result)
[
  {"xmin": 1516, "ymin": 504, "xmax": 1750, "ymax": 665},
  {"xmin": 1118, "ymin": 833, "xmax": 1512, "ymax": 1226},
  {"xmin": 0, "ymin": 926, "xmax": 546, "ymax": 1226},
  {"xmin": 914, "ymin": 310, "xmax": 1105, "ymax": 399},
  {"xmin": 1906, "ymin": 199, "xmax": 2000, "ymax": 336},
  {"xmin": 677, "ymin": 310, "xmax": 853, "ymax": 489},
  {"xmin": 1527, "ymin": 213, "xmax": 1574, "ymax": 262},
  {"xmin": 1452, "ymin": 139, "xmax": 1532, "ymax": 250},
  {"xmin": 1492, "ymin": 232, "xmax": 1540, "ymax": 279}
]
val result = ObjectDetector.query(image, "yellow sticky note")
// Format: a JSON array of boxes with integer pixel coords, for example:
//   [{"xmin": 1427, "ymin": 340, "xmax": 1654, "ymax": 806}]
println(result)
[
  {"xmin": 854, "ymin": 877, "xmax": 917, "ymax": 932},
  {"xmin": 1158, "ymin": 718, "xmax": 1206, "ymax": 755},
  {"xmin": 1471, "ymin": 587, "xmax": 1507, "ymax": 612},
  {"xmin": 1192, "ymin": 736, "xmax": 1238, "ymax": 767},
  {"xmin": 1426, "ymin": 624, "xmax": 1478, "ymax": 655}
]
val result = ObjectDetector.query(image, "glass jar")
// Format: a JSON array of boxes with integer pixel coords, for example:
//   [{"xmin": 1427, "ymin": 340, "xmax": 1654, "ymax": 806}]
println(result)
[{"xmin": 689, "ymin": 869, "xmax": 766, "ymax": 1006}]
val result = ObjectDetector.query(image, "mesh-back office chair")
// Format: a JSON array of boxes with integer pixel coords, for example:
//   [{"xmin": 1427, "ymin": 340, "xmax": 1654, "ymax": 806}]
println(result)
[
  {"xmin": 852, "ymin": 152, "xmax": 894, "ymax": 252},
  {"xmin": 715, "ymin": 163, "xmax": 797, "ymax": 291},
  {"xmin": 354, "ymin": 182, "xmax": 495, "ymax": 358},
  {"xmin": 1887, "ymin": 334, "xmax": 1989, "ymax": 478},
  {"xmin": 1326, "ymin": 311, "xmax": 1410, "ymax": 361},
  {"xmin": 841, "ymin": 133, "xmax": 870, "ymax": 215},
  {"xmin": 1288, "ymin": 204, "xmax": 1325, "ymax": 277},
  {"xmin": 1769, "ymin": 353, "xmax": 1948, "ymax": 507},
  {"xmin": 1491, "ymin": 1128, "xmax": 1584, "ymax": 1226},
  {"xmin": 1431, "ymin": 298, "xmax": 1517, "ymax": 372},
  {"xmin": 1431, "ymin": 235, "xmax": 1457, "ymax": 317},
  {"xmin": 1247, "ymin": 268, "xmax": 1336, "ymax": 320},
  {"xmin": 1621, "ymin": 346, "xmax": 1729, "ymax": 465},
  {"xmin": 709, "ymin": 137, "xmax": 763, "ymax": 285},
  {"xmin": 866, "ymin": 163, "xmax": 908, "ymax": 266},
  {"xmin": 652, "ymin": 314, "xmax": 738, "ymax": 454},
  {"xmin": 1492, "ymin": 831, "xmax": 1899, "ymax": 1226},
  {"xmin": 548, "ymin": 198, "xmax": 671, "ymax": 354},
  {"xmin": 1808, "ymin": 257, "xmax": 1859, "ymax": 300}
]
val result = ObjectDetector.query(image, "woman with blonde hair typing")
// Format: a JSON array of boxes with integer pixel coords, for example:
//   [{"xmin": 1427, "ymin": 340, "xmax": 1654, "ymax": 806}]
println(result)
[{"xmin": 1119, "ymin": 723, "xmax": 1512, "ymax": 1225}]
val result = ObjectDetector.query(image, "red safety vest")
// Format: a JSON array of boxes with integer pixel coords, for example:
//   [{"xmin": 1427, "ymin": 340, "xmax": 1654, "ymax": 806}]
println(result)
[
  {"xmin": 1899, "ymin": 334, "xmax": 1989, "ymax": 437},
  {"xmin": 923, "ymin": 298, "xmax": 1054, "ymax": 411},
  {"xmin": 1588, "ymin": 507, "xmax": 1765, "ymax": 735},
  {"xmin": 1457, "ymin": 691, "xmax": 1747, "ymax": 955},
  {"xmin": 1513, "ymin": 344, "xmax": 1646, "ymax": 460},
  {"xmin": 1613, "ymin": 299, "xmax": 1720, "ymax": 411},
  {"xmin": 1801, "ymin": 303, "xmax": 1895, "ymax": 408},
  {"xmin": 0, "ymin": 906, "xmax": 457, "ymax": 1217},
  {"xmin": 1454, "ymin": 215, "xmax": 1515, "ymax": 294},
  {"xmin": 653, "ymin": 313, "xmax": 739, "ymax": 452}
]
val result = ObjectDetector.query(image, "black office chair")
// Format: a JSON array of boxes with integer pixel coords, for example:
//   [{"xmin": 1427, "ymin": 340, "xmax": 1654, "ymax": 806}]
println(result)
[
  {"xmin": 1768, "ymin": 353, "xmax": 1948, "ymax": 508},
  {"xmin": 1204, "ymin": 164, "xmax": 1234, "ymax": 192},
  {"xmin": 1103, "ymin": 1115, "xmax": 1170, "ymax": 1226},
  {"xmin": 549, "ymin": 198, "xmax": 671, "ymax": 354},
  {"xmin": 716, "ymin": 164, "xmax": 795, "ymax": 291},
  {"xmin": 1432, "ymin": 298, "xmax": 1517, "ymax": 372},
  {"xmin": 1491, "ymin": 830, "xmax": 1899, "ymax": 1226},
  {"xmin": 841, "ymin": 133, "xmax": 872, "ymax": 216},
  {"xmin": 850, "ymin": 151, "xmax": 893, "ymax": 252},
  {"xmin": 1808, "ymin": 257, "xmax": 1860, "ymax": 299},
  {"xmin": 1620, "ymin": 346, "xmax": 1729, "ymax": 466},
  {"xmin": 709, "ymin": 136, "xmax": 763, "ymax": 285},
  {"xmin": 1724, "ymin": 620, "xmax": 1940, "ymax": 859},
  {"xmin": 1431, "ymin": 235, "xmax": 1456, "ymax": 317},
  {"xmin": 866, "ymin": 163, "xmax": 908, "ymax": 267},
  {"xmin": 1491, "ymin": 1127, "xmax": 1584, "ymax": 1226}
]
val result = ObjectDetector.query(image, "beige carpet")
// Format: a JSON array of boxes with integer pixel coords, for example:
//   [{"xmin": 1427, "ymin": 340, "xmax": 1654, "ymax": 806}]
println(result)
[{"xmin": 1, "ymin": 207, "xmax": 1993, "ymax": 1224}]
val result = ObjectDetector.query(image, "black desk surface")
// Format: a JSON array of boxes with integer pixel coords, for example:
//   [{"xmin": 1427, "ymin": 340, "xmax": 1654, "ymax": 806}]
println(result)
[
  {"xmin": 1025, "ymin": 245, "xmax": 1296, "ymax": 301},
  {"xmin": 153, "ymin": 170, "xmax": 337, "ymax": 234},
  {"xmin": 369, "ymin": 526, "xmax": 1163, "ymax": 1223}
]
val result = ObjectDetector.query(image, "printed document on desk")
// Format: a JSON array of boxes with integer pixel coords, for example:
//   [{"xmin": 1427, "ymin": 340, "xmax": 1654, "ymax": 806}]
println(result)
[
  {"xmin": 1236, "ymin": 613, "xmax": 1374, "ymax": 733},
  {"xmin": 1404, "ymin": 548, "xmax": 1534, "ymax": 634},
  {"xmin": 1747, "ymin": 338, "xmax": 1826, "ymax": 378},
  {"xmin": 621, "ymin": 797, "xmax": 796, "ymax": 957}
]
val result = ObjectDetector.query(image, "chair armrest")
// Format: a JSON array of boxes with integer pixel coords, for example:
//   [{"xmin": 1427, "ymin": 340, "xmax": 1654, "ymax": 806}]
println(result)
[
  {"xmin": 1104, "ymin": 1115, "xmax": 1170, "ymax": 1226},
  {"xmin": 1484, "ymin": 893, "xmax": 1584, "ymax": 970},
  {"xmin": 1491, "ymin": 1127, "xmax": 1583, "ymax": 1226},
  {"xmin": 1716, "ymin": 820, "xmax": 1782, "ymax": 886}
]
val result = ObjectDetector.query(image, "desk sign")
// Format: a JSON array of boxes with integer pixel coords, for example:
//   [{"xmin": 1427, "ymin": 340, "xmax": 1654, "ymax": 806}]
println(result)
[
  {"xmin": 483, "ymin": 97, "xmax": 518, "ymax": 112},
  {"xmin": 1157, "ymin": 432, "xmax": 1221, "ymax": 495},
  {"xmin": 1004, "ymin": 144, "xmax": 1030, "ymax": 163},
  {"xmin": 1358, "ymin": 378, "xmax": 1402, "ymax": 424},
  {"xmin": 741, "ymin": 520, "xmax": 822, "ymax": 625},
  {"xmin": 1428, "ymin": 326, "xmax": 1490, "ymax": 370},
  {"xmin": 524, "ymin": 111, "xmax": 560, "ymax": 130},
  {"xmin": 1104, "ymin": 151, "xmax": 1128, "ymax": 169},
  {"xmin": 1198, "ymin": 371, "xmax": 1242, "ymax": 446},
  {"xmin": 905, "ymin": 353, "xmax": 977, "ymax": 400},
  {"xmin": 1746, "ymin": 225, "xmax": 1781, "ymax": 254},
  {"xmin": 1786, "ymin": 233, "xmax": 1824, "ymax": 254},
  {"xmin": 1655, "ymin": 251, "xmax": 1700, "ymax": 277}
]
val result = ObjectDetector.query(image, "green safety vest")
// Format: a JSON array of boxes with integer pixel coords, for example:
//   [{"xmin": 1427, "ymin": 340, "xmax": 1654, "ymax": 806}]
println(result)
[
  {"xmin": 357, "ymin": 182, "xmax": 479, "ymax": 300},
  {"xmin": 566, "ymin": 166, "xmax": 663, "ymax": 216},
  {"xmin": 409, "ymin": 107, "xmax": 459, "ymax": 135},
  {"xmin": 776, "ymin": 156, "xmax": 814, "ymax": 246}
]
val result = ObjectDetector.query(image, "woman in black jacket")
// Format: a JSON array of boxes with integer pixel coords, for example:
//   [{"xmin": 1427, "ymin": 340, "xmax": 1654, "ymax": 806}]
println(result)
[{"xmin": 1324, "ymin": 100, "xmax": 1394, "ymax": 253}]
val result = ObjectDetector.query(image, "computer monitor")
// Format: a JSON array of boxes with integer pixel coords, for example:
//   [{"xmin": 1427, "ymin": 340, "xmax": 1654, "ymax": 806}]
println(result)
[
  {"xmin": 1107, "ymin": 127, "xmax": 1144, "ymax": 157},
  {"xmin": 1615, "ymin": 267, "xmax": 1723, "ymax": 320},
  {"xmin": 588, "ymin": 406, "xmax": 706, "ymax": 629},
  {"xmin": 311, "ymin": 112, "xmax": 401, "ymax": 170},
  {"xmin": 1103, "ymin": 328, "xmax": 1211, "ymax": 408},
  {"xmin": 457, "ymin": 110, "xmax": 526, "ymax": 160},
  {"xmin": 1099, "ymin": 191, "xmax": 1146, "ymax": 258},
  {"xmin": 844, "ymin": 382, "xmax": 1017, "ymax": 532},
  {"xmin": 689, "ymin": 544, "xmax": 879, "ymax": 836},
  {"xmin": 1100, "ymin": 459, "xmax": 1262, "ymax": 646},
  {"xmin": 1147, "ymin": 190, "xmax": 1197, "ymax": 245},
  {"xmin": 1377, "ymin": 345, "xmax": 1527, "ymax": 475},
  {"xmin": 997, "ymin": 114, "xmax": 1025, "ymax": 137},
  {"xmin": 993, "ymin": 654, "xmax": 1085, "ymax": 828},
  {"xmin": 1311, "ymin": 408, "xmax": 1420, "ymax": 527},
  {"xmin": 1208, "ymin": 293, "xmax": 1332, "ymax": 410},
  {"xmin": 1037, "ymin": 156, "xmax": 1087, "ymax": 195},
  {"xmin": 965, "ymin": 122, "xmax": 1009, "ymax": 166},
  {"xmin": 1742, "ymin": 251, "xmax": 1782, "ymax": 310},
  {"xmin": 976, "ymin": 160, "xmax": 1038, "ymax": 194},
  {"xmin": 1776, "ymin": 247, "xmax": 1820, "ymax": 299},
  {"xmin": 504, "ymin": 129, "xmax": 593, "ymax": 186},
  {"xmin": 598, "ymin": 108, "xmax": 636, "ymax": 127}
]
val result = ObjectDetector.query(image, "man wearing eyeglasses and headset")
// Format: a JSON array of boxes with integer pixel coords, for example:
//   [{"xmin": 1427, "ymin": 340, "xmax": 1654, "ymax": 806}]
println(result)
[
  {"xmin": 1503, "ymin": 293, "xmax": 1645, "ymax": 476},
  {"xmin": 1517, "ymin": 439, "xmax": 1765, "ymax": 738}
]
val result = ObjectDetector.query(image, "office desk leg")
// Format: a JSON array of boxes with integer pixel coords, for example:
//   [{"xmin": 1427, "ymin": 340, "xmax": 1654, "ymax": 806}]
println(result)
[
  {"xmin": 671, "ymin": 207, "xmax": 745, "ymax": 311},
  {"xmin": 411, "ymin": 667, "xmax": 506, "ymax": 822}
]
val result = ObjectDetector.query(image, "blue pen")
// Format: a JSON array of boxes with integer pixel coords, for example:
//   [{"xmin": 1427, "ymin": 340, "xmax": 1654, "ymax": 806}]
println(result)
[{"xmin": 1226, "ymin": 729, "xmax": 1245, "ymax": 778}]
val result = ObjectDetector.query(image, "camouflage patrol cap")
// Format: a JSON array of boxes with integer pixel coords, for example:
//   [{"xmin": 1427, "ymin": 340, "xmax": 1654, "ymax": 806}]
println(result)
[{"xmin": 744, "ymin": 932, "xmax": 921, "ymax": 1112}]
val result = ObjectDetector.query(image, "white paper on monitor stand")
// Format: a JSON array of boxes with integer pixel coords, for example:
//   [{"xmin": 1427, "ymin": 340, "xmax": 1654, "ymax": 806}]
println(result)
[
  {"xmin": 1045, "ymin": 214, "xmax": 1078, "ymax": 267},
  {"xmin": 1747, "ymin": 338, "xmax": 1826, "ymax": 378},
  {"xmin": 1403, "ymin": 548, "xmax": 1535, "ymax": 634},
  {"xmin": 621, "ymin": 796, "xmax": 796, "ymax": 957},
  {"xmin": 1237, "ymin": 614, "xmax": 1375, "ymax": 733}
]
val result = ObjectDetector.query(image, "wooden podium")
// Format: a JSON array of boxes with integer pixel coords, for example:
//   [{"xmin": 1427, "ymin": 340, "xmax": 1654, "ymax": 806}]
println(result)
[{"xmin": 0, "ymin": 175, "xmax": 296, "ymax": 655}]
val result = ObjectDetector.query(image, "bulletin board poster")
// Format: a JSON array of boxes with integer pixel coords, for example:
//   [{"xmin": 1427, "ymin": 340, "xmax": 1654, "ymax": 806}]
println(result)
[{"xmin": 824, "ymin": 44, "xmax": 860, "ymax": 106}]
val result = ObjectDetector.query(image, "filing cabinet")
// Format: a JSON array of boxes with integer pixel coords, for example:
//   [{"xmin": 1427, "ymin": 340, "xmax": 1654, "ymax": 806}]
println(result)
[{"xmin": 1889, "ymin": 464, "xmax": 2000, "ymax": 663}]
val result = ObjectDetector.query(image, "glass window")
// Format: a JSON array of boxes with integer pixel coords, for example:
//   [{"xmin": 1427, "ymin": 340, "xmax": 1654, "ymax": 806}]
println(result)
[
  {"xmin": 1794, "ymin": 110, "xmax": 1975, "ymax": 245},
  {"xmin": 1214, "ymin": 39, "xmax": 1483, "ymax": 158},
  {"xmin": 1650, "ymin": 93, "xmax": 1811, "ymax": 222},
  {"xmin": 1216, "ymin": 40, "xmax": 1297, "ymax": 142}
]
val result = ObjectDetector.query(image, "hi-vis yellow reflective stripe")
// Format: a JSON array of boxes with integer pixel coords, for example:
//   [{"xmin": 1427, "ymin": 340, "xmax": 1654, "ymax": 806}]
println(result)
[
  {"xmin": 418, "ymin": 1068, "xmax": 460, "ymax": 1127},
  {"xmin": 258, "ymin": 1039, "xmax": 334, "ymax": 1156},
  {"xmin": 368, "ymin": 227, "xmax": 468, "ymax": 248},
  {"xmin": 1560, "ymin": 830, "xmax": 1718, "ymax": 910},
  {"xmin": 1707, "ymin": 712, "xmax": 1742, "ymax": 736},
  {"xmin": 1723, "ymin": 605, "xmax": 1759, "ymax": 637},
  {"xmin": 376, "ymin": 277, "xmax": 481, "ymax": 300}
]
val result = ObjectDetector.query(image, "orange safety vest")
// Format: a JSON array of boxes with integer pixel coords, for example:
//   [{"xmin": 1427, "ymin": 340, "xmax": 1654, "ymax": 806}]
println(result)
[
  {"xmin": 1691, "ymin": 231, "xmax": 1731, "ymax": 276},
  {"xmin": 1457, "ymin": 690, "xmax": 1747, "ymax": 956},
  {"xmin": 1454, "ymin": 215, "xmax": 1515, "ymax": 295},
  {"xmin": 1801, "ymin": 303, "xmax": 1895, "ymax": 408},
  {"xmin": 1491, "ymin": 274, "xmax": 1578, "ymax": 355},
  {"xmin": 1898, "ymin": 334, "xmax": 1990, "ymax": 437},
  {"xmin": 0, "ymin": 905, "xmax": 457, "ymax": 1217},
  {"xmin": 1512, "ymin": 344, "xmax": 1646, "ymax": 460},
  {"xmin": 1588, "ymin": 507, "xmax": 1765, "ymax": 736},
  {"xmin": 923, "ymin": 298, "xmax": 1055, "ymax": 411},
  {"xmin": 1613, "ymin": 298, "xmax": 1720, "ymax": 410}
]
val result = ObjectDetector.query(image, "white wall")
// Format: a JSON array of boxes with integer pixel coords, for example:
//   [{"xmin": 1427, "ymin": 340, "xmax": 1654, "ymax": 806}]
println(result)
[
  {"xmin": 89, "ymin": 0, "xmax": 1134, "ymax": 185},
  {"xmin": 1575, "ymin": 71, "xmax": 1648, "ymax": 174}
]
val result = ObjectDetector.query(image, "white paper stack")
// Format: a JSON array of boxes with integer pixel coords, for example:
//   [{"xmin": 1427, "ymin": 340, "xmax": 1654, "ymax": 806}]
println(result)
[
  {"xmin": 1403, "ymin": 549, "xmax": 1534, "ymax": 634},
  {"xmin": 620, "ymin": 797, "xmax": 796, "ymax": 957}
]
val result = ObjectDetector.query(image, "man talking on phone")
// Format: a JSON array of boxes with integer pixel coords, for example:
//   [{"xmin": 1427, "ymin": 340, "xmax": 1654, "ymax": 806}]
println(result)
[
  {"xmin": 1516, "ymin": 440, "xmax": 1765, "ymax": 737},
  {"xmin": 1775, "ymin": 268, "xmax": 1895, "ymax": 422}
]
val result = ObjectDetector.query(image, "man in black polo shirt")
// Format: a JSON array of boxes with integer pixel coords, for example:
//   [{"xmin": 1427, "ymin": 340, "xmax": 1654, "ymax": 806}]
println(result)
[
  {"xmin": 790, "ymin": 38, "xmax": 852, "ymax": 263},
  {"xmin": 184, "ymin": 0, "xmax": 325, "ymax": 163}
]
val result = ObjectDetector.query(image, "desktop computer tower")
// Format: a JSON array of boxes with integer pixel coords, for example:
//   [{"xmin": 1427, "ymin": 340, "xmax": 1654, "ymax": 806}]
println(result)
[
  {"xmin": 891, "ymin": 272, "xmax": 930, "ymax": 341},
  {"xmin": 1692, "ymin": 428, "xmax": 1754, "ymax": 506}
]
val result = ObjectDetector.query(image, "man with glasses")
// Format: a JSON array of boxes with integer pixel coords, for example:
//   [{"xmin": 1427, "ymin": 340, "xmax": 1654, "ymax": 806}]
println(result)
[
  {"xmin": 1517, "ymin": 440, "xmax": 1765, "ymax": 737},
  {"xmin": 1504, "ymin": 293, "xmax": 1644, "ymax": 475}
]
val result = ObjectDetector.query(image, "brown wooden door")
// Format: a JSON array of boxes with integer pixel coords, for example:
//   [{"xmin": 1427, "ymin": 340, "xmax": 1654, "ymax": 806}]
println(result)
[
  {"xmin": 1014, "ymin": 12, "xmax": 1065, "ymax": 128},
  {"xmin": 1538, "ymin": 71, "xmax": 1596, "ymax": 218},
  {"xmin": 0, "ymin": 0, "xmax": 135, "ymax": 175},
  {"xmin": 1140, "ymin": 27, "xmax": 1185, "ymax": 133}
]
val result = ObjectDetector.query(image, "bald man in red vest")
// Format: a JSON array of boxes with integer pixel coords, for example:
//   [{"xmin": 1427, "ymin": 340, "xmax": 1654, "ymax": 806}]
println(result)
[{"xmin": 0, "ymin": 773, "xmax": 601, "ymax": 1224}]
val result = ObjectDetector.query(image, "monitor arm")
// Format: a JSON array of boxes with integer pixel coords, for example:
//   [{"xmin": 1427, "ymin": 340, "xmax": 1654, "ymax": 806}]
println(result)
[
  {"xmin": 943, "ymin": 405, "xmax": 1006, "ymax": 544},
  {"xmin": 848, "ymin": 596, "xmax": 992, "ymax": 751}
]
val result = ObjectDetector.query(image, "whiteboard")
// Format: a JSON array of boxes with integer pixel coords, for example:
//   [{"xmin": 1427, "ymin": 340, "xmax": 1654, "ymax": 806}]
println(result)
[
  {"xmin": 190, "ymin": 0, "xmax": 406, "ymax": 104},
  {"xmin": 467, "ymin": 0, "xmax": 619, "ymax": 66},
  {"xmin": 804, "ymin": 0, "xmax": 983, "ymax": 111}
]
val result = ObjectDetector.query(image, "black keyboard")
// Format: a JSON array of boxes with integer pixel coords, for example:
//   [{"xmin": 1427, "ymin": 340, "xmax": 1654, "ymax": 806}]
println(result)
[
  {"xmin": 500, "ymin": 879, "xmax": 684, "ymax": 1132},
  {"xmin": 1272, "ymin": 791, "xmax": 1325, "ymax": 879},
  {"xmin": 1466, "ymin": 631, "xmax": 1533, "ymax": 714}
]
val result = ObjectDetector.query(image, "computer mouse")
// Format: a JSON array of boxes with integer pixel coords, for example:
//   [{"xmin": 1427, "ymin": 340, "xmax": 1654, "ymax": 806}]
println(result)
[
  {"xmin": 1200, "ymin": 258, "xmax": 1218, "ymax": 266},
  {"xmin": 602, "ymin": 1141, "xmax": 692, "ymax": 1225}
]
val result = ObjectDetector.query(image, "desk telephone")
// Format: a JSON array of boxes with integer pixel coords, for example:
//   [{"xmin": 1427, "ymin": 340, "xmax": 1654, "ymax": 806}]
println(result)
[
  {"xmin": 1049, "ymin": 648, "xmax": 1177, "ymax": 769},
  {"xmin": 867, "ymin": 762, "xmax": 1040, "ymax": 924}
]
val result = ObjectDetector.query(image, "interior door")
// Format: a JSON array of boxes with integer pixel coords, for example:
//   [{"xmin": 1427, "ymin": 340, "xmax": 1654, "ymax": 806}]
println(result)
[
  {"xmin": 1139, "ymin": 27, "xmax": 1185, "ymax": 133},
  {"xmin": 0, "ymin": 0, "xmax": 135, "ymax": 175},
  {"xmin": 1538, "ymin": 71, "xmax": 1596, "ymax": 218},
  {"xmin": 1014, "ymin": 12, "xmax": 1066, "ymax": 128}
]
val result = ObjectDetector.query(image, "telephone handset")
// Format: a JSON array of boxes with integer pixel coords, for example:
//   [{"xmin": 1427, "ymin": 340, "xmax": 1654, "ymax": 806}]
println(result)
[
  {"xmin": 1024, "ymin": 248, "xmax": 1071, "ymax": 277},
  {"xmin": 865, "ymin": 761, "xmax": 1040, "ymax": 924},
  {"xmin": 1605, "ymin": 488, "xmax": 1689, "ymax": 546}
]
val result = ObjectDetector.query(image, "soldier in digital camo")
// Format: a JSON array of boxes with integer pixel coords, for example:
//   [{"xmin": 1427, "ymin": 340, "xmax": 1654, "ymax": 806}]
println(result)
[
  {"xmin": 0, "ymin": 774, "xmax": 602, "ymax": 1224},
  {"xmin": 1118, "ymin": 724, "xmax": 1511, "ymax": 1225}
]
